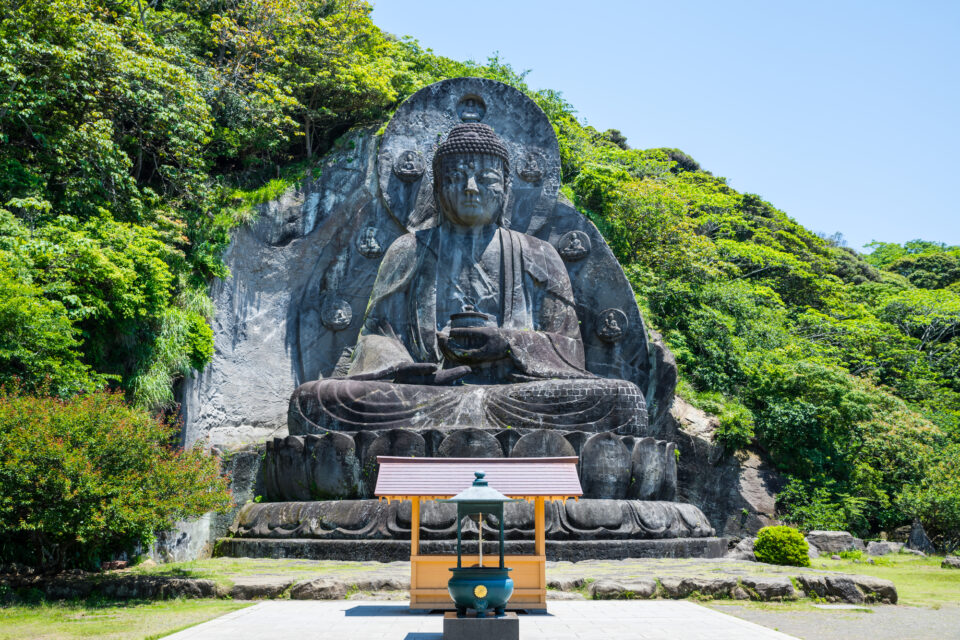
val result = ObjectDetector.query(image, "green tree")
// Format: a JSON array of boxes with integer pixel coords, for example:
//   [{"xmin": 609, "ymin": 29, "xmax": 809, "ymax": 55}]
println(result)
[{"xmin": 0, "ymin": 389, "xmax": 232, "ymax": 570}]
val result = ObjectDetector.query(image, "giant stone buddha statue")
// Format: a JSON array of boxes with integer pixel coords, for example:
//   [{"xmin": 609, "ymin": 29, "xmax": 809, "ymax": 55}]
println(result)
[
  {"xmin": 213, "ymin": 79, "xmax": 724, "ymax": 560},
  {"xmin": 289, "ymin": 123, "xmax": 646, "ymax": 436}
]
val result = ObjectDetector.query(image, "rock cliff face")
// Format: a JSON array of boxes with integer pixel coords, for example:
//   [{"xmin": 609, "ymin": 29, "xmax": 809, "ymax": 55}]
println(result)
[
  {"xmin": 178, "ymin": 127, "xmax": 387, "ymax": 448},
  {"xmin": 670, "ymin": 398, "xmax": 781, "ymax": 536}
]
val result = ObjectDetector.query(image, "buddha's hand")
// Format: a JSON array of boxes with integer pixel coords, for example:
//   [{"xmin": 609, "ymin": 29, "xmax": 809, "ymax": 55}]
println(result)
[
  {"xmin": 439, "ymin": 327, "xmax": 510, "ymax": 363},
  {"xmin": 347, "ymin": 362, "xmax": 470, "ymax": 386}
]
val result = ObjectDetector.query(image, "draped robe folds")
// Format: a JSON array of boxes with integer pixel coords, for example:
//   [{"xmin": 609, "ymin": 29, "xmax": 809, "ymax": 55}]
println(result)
[{"xmin": 289, "ymin": 226, "xmax": 648, "ymax": 435}]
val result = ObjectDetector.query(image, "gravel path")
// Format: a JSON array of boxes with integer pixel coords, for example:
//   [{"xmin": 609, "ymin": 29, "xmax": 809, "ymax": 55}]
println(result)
[{"xmin": 710, "ymin": 603, "xmax": 960, "ymax": 640}]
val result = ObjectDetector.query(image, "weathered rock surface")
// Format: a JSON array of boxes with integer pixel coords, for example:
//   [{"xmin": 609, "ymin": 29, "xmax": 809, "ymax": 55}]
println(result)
[
  {"xmin": 290, "ymin": 578, "xmax": 348, "ymax": 600},
  {"xmin": 5, "ymin": 575, "xmax": 225, "ymax": 601},
  {"xmin": 149, "ymin": 445, "xmax": 264, "ymax": 564},
  {"xmin": 229, "ymin": 577, "xmax": 297, "ymax": 599},
  {"xmin": 437, "ymin": 428, "xmax": 502, "ymax": 459},
  {"xmin": 660, "ymin": 576, "xmax": 738, "ymax": 598},
  {"xmin": 795, "ymin": 574, "xmax": 897, "ymax": 604},
  {"xmin": 547, "ymin": 577, "xmax": 584, "ymax": 591},
  {"xmin": 589, "ymin": 578, "xmax": 658, "ymax": 599},
  {"xmin": 907, "ymin": 520, "xmax": 936, "ymax": 554},
  {"xmin": 942, "ymin": 556, "xmax": 960, "ymax": 569},
  {"xmin": 806, "ymin": 531, "xmax": 859, "ymax": 554},
  {"xmin": 725, "ymin": 537, "xmax": 756, "ymax": 561},
  {"xmin": 741, "ymin": 576, "xmax": 797, "ymax": 600},
  {"xmin": 671, "ymin": 398, "xmax": 781, "ymax": 537},
  {"xmin": 866, "ymin": 541, "xmax": 903, "ymax": 556}
]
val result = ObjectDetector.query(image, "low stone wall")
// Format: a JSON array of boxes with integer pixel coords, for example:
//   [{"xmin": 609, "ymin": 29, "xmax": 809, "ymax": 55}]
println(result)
[
  {"xmin": 214, "ymin": 537, "xmax": 731, "ymax": 562},
  {"xmin": 1, "ymin": 574, "xmax": 225, "ymax": 601},
  {"xmin": 3, "ymin": 558, "xmax": 897, "ymax": 605},
  {"xmin": 586, "ymin": 573, "xmax": 897, "ymax": 604}
]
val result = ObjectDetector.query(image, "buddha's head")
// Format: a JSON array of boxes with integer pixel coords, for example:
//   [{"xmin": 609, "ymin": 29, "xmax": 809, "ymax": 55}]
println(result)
[{"xmin": 433, "ymin": 123, "xmax": 509, "ymax": 228}]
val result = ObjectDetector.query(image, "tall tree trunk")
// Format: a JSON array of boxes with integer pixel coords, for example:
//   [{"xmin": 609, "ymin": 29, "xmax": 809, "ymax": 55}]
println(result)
[{"xmin": 304, "ymin": 117, "xmax": 313, "ymax": 159}]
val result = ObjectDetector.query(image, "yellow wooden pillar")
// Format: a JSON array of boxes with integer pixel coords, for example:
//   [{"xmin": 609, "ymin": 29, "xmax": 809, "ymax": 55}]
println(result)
[
  {"xmin": 534, "ymin": 497, "xmax": 546, "ymax": 556},
  {"xmin": 411, "ymin": 497, "xmax": 421, "ymax": 556},
  {"xmin": 535, "ymin": 496, "xmax": 546, "ymax": 603},
  {"xmin": 410, "ymin": 497, "xmax": 420, "ymax": 605}
]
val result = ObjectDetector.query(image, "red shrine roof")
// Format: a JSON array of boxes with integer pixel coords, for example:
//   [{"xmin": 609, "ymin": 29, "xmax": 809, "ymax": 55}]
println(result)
[{"xmin": 374, "ymin": 456, "xmax": 582, "ymax": 501}]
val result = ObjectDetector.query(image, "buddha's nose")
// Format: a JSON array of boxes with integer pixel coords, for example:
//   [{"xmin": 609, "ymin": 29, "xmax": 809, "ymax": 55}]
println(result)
[{"xmin": 464, "ymin": 175, "xmax": 479, "ymax": 194}]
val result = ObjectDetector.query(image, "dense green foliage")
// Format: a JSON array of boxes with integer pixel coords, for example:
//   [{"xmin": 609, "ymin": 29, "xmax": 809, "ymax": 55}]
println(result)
[
  {"xmin": 1, "ymin": 0, "xmax": 957, "ymax": 545},
  {"xmin": 529, "ymin": 76, "xmax": 960, "ymax": 541},
  {"xmin": 0, "ymin": 388, "xmax": 232, "ymax": 570},
  {"xmin": 753, "ymin": 526, "xmax": 810, "ymax": 567}
]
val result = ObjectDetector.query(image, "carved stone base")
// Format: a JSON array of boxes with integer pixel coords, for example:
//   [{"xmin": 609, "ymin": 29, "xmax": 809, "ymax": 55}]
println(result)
[
  {"xmin": 230, "ymin": 499, "xmax": 715, "ymax": 542},
  {"xmin": 214, "ymin": 537, "xmax": 730, "ymax": 562},
  {"xmin": 263, "ymin": 428, "xmax": 679, "ymax": 501}
]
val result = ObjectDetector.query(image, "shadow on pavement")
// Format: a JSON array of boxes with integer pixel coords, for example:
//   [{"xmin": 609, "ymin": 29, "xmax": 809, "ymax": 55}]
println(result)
[{"xmin": 344, "ymin": 605, "xmax": 432, "ymax": 617}]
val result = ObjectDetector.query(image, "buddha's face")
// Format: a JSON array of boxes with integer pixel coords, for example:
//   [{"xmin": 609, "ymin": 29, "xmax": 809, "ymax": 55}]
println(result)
[{"xmin": 437, "ymin": 154, "xmax": 505, "ymax": 227}]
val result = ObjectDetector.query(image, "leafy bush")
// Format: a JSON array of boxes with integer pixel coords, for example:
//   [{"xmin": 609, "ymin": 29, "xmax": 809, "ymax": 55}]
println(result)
[
  {"xmin": 753, "ymin": 525, "xmax": 810, "ymax": 567},
  {"xmin": 0, "ymin": 389, "xmax": 232, "ymax": 570},
  {"xmin": 777, "ymin": 479, "xmax": 868, "ymax": 534},
  {"xmin": 897, "ymin": 445, "xmax": 960, "ymax": 552}
]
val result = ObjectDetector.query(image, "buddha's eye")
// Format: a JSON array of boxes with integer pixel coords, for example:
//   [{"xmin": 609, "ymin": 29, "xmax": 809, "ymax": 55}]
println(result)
[
  {"xmin": 478, "ymin": 170, "xmax": 502, "ymax": 185},
  {"xmin": 445, "ymin": 170, "xmax": 465, "ymax": 184}
]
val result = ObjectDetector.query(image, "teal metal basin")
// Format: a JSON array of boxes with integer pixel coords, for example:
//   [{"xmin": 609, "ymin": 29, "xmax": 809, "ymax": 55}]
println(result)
[{"xmin": 448, "ymin": 566, "xmax": 513, "ymax": 618}]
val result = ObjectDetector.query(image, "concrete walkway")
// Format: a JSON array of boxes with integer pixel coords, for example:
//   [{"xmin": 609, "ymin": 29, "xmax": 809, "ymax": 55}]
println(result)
[{"xmin": 164, "ymin": 600, "xmax": 799, "ymax": 639}]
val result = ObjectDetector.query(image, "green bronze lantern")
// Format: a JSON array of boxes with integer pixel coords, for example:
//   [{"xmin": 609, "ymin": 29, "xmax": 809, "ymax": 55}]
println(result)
[{"xmin": 442, "ymin": 470, "xmax": 516, "ymax": 618}]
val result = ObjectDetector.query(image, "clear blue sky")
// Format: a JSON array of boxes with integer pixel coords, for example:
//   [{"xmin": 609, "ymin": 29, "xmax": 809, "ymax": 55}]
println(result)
[{"xmin": 371, "ymin": 1, "xmax": 958, "ymax": 251}]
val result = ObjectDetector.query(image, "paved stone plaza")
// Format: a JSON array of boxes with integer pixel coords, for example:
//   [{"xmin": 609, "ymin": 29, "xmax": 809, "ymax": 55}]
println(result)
[{"xmin": 164, "ymin": 600, "xmax": 798, "ymax": 640}]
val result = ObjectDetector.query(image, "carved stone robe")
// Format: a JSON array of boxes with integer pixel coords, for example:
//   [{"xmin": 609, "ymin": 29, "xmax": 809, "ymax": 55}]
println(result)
[
  {"xmin": 288, "ymin": 225, "xmax": 647, "ymax": 435},
  {"xmin": 348, "ymin": 225, "xmax": 590, "ymax": 382}
]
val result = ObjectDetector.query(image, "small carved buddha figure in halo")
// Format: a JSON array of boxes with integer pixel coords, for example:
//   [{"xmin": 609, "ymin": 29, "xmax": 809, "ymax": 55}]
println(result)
[{"xmin": 290, "ymin": 124, "xmax": 647, "ymax": 434}]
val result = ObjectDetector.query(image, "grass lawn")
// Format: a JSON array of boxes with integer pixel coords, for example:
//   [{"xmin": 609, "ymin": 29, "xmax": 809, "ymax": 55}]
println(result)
[
  {"xmin": 0, "ymin": 598, "xmax": 249, "ymax": 640},
  {"xmin": 127, "ymin": 557, "xmax": 390, "ymax": 589},
  {"xmin": 807, "ymin": 553, "xmax": 960, "ymax": 607}
]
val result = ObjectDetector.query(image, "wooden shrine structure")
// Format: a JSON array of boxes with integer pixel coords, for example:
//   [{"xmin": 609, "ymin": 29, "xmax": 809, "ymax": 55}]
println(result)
[{"xmin": 374, "ymin": 456, "xmax": 582, "ymax": 611}]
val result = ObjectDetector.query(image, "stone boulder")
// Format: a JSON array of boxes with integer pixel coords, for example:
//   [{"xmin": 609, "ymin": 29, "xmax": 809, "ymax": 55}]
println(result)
[
  {"xmin": 942, "ymin": 556, "xmax": 960, "ymax": 569},
  {"xmin": 725, "ymin": 537, "xmax": 756, "ymax": 561},
  {"xmin": 588, "ymin": 578, "xmax": 657, "ymax": 599},
  {"xmin": 806, "ymin": 531, "xmax": 859, "ymax": 554},
  {"xmin": 659, "ymin": 577, "xmax": 737, "ymax": 598},
  {"xmin": 907, "ymin": 520, "xmax": 936, "ymax": 554},
  {"xmin": 741, "ymin": 577, "xmax": 797, "ymax": 600},
  {"xmin": 547, "ymin": 577, "xmax": 584, "ymax": 591},
  {"xmin": 290, "ymin": 578, "xmax": 348, "ymax": 600},
  {"xmin": 795, "ymin": 574, "xmax": 897, "ymax": 604},
  {"xmin": 866, "ymin": 541, "xmax": 903, "ymax": 556}
]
